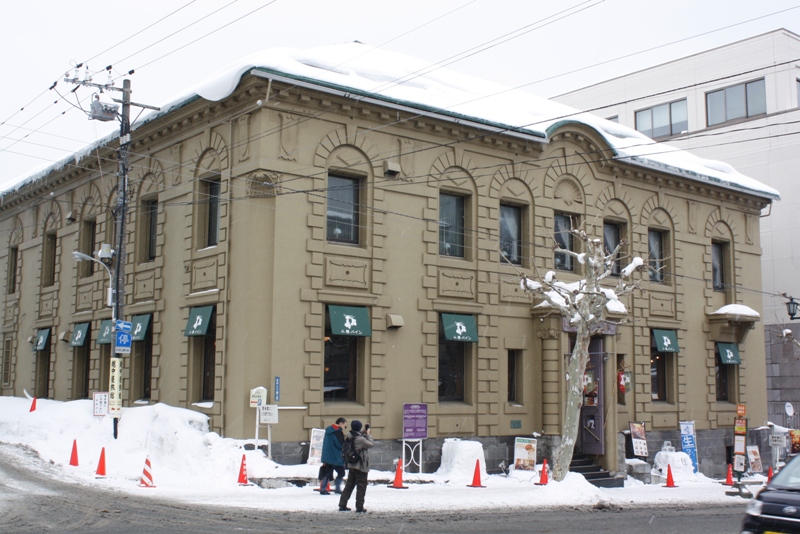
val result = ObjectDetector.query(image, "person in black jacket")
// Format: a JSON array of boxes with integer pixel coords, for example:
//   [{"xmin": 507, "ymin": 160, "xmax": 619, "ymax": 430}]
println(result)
[
  {"xmin": 319, "ymin": 417, "xmax": 346, "ymax": 495},
  {"xmin": 338, "ymin": 420, "xmax": 374, "ymax": 513}
]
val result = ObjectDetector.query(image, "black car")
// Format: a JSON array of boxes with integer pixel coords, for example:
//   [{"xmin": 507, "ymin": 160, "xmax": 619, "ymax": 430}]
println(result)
[{"xmin": 742, "ymin": 454, "xmax": 800, "ymax": 533}]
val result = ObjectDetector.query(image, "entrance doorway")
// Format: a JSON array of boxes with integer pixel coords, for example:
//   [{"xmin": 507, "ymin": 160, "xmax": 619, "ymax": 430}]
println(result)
[{"xmin": 579, "ymin": 337, "xmax": 605, "ymax": 455}]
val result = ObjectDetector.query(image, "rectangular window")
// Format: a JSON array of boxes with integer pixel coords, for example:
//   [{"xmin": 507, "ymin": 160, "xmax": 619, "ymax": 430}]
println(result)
[
  {"xmin": 2, "ymin": 336, "xmax": 11, "ymax": 385},
  {"xmin": 439, "ymin": 337, "xmax": 465, "ymax": 402},
  {"xmin": 439, "ymin": 193, "xmax": 465, "ymax": 258},
  {"xmin": 603, "ymin": 221, "xmax": 622, "ymax": 276},
  {"xmin": 201, "ymin": 177, "xmax": 221, "ymax": 248},
  {"xmin": 616, "ymin": 355, "xmax": 627, "ymax": 406},
  {"xmin": 78, "ymin": 219, "xmax": 97, "ymax": 278},
  {"xmin": 650, "ymin": 331, "xmax": 677, "ymax": 403},
  {"xmin": 648, "ymin": 229, "xmax": 666, "ymax": 283},
  {"xmin": 326, "ymin": 175, "xmax": 360, "ymax": 244},
  {"xmin": 41, "ymin": 232, "xmax": 57, "ymax": 287},
  {"xmin": 201, "ymin": 310, "xmax": 216, "ymax": 401},
  {"xmin": 507, "ymin": 349, "xmax": 522, "ymax": 404},
  {"xmin": 706, "ymin": 79, "xmax": 766, "ymax": 126},
  {"xmin": 500, "ymin": 204, "xmax": 522, "ymax": 264},
  {"xmin": 715, "ymin": 349, "xmax": 730, "ymax": 402},
  {"xmin": 606, "ymin": 116, "xmax": 619, "ymax": 123},
  {"xmin": 554, "ymin": 213, "xmax": 576, "ymax": 271},
  {"xmin": 650, "ymin": 353, "xmax": 667, "ymax": 402},
  {"xmin": 635, "ymin": 100, "xmax": 687, "ymax": 138},
  {"xmin": 72, "ymin": 332, "xmax": 91, "ymax": 400},
  {"xmin": 141, "ymin": 199, "xmax": 158, "ymax": 262},
  {"xmin": 6, "ymin": 246, "xmax": 18, "ymax": 294},
  {"xmin": 324, "ymin": 308, "xmax": 361, "ymax": 401},
  {"xmin": 712, "ymin": 241, "xmax": 727, "ymax": 292}
]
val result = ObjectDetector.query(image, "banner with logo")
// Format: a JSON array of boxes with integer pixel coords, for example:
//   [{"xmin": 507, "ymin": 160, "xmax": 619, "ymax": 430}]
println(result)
[{"xmin": 679, "ymin": 421, "xmax": 698, "ymax": 473}]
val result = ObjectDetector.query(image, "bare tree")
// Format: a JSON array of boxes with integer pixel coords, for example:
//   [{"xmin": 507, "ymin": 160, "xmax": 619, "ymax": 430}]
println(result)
[{"xmin": 518, "ymin": 227, "xmax": 645, "ymax": 481}]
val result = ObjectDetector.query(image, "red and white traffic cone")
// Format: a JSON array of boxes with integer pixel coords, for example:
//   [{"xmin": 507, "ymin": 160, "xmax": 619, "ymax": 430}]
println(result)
[
  {"xmin": 139, "ymin": 456, "xmax": 155, "ymax": 487},
  {"xmin": 723, "ymin": 463, "xmax": 733, "ymax": 486},
  {"xmin": 467, "ymin": 459, "xmax": 486, "ymax": 488},
  {"xmin": 237, "ymin": 454, "xmax": 250, "ymax": 485},
  {"xmin": 536, "ymin": 458, "xmax": 549, "ymax": 485}
]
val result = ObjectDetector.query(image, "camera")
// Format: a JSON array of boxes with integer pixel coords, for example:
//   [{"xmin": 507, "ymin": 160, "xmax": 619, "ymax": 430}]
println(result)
[{"xmin": 365, "ymin": 424, "xmax": 370, "ymax": 431}]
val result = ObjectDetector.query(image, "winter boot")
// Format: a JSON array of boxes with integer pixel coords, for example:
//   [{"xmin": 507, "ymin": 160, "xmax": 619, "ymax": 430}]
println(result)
[
  {"xmin": 334, "ymin": 478, "xmax": 343, "ymax": 494},
  {"xmin": 319, "ymin": 477, "xmax": 330, "ymax": 495}
]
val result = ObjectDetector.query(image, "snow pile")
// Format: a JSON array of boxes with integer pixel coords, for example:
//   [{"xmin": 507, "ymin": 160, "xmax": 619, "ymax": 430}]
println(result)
[
  {"xmin": 0, "ymin": 396, "xmax": 751, "ymax": 511},
  {"xmin": 651, "ymin": 451, "xmax": 714, "ymax": 483},
  {"xmin": 710, "ymin": 304, "xmax": 760, "ymax": 318}
]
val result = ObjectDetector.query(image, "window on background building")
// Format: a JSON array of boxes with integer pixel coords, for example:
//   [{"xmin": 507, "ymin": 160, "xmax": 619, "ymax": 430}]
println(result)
[
  {"xmin": 554, "ymin": 213, "xmax": 577, "ymax": 271},
  {"xmin": 439, "ymin": 193, "xmax": 465, "ymax": 258},
  {"xmin": 2, "ymin": 336, "xmax": 11, "ymax": 385},
  {"xmin": 41, "ymin": 232, "xmax": 57, "ymax": 287},
  {"xmin": 648, "ymin": 229, "xmax": 667, "ymax": 283},
  {"xmin": 140, "ymin": 199, "xmax": 158, "ymax": 262},
  {"xmin": 200, "ymin": 176, "xmax": 221, "ymax": 248},
  {"xmin": 635, "ymin": 100, "xmax": 688, "ymax": 138},
  {"xmin": 603, "ymin": 221, "xmax": 623, "ymax": 276},
  {"xmin": 326, "ymin": 174, "xmax": 360, "ymax": 244},
  {"xmin": 712, "ymin": 241, "xmax": 728, "ymax": 292},
  {"xmin": 606, "ymin": 116, "xmax": 619, "ymax": 123},
  {"xmin": 706, "ymin": 79, "xmax": 766, "ymax": 126},
  {"xmin": 500, "ymin": 204, "xmax": 522, "ymax": 264},
  {"xmin": 507, "ymin": 349, "xmax": 523, "ymax": 404},
  {"xmin": 78, "ymin": 219, "xmax": 97, "ymax": 278},
  {"xmin": 6, "ymin": 246, "xmax": 17, "ymax": 294}
]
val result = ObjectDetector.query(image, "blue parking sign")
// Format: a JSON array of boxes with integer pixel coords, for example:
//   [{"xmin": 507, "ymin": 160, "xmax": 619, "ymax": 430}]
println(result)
[{"xmin": 115, "ymin": 330, "xmax": 132, "ymax": 354}]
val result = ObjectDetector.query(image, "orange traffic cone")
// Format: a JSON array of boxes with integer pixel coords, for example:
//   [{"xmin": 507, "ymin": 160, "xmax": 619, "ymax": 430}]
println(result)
[
  {"xmin": 314, "ymin": 480, "xmax": 331, "ymax": 493},
  {"xmin": 237, "ymin": 454, "xmax": 250, "ymax": 485},
  {"xmin": 663, "ymin": 464, "xmax": 677, "ymax": 488},
  {"xmin": 388, "ymin": 460, "xmax": 409, "ymax": 489},
  {"xmin": 69, "ymin": 439, "xmax": 79, "ymax": 466},
  {"xmin": 467, "ymin": 459, "xmax": 486, "ymax": 488},
  {"xmin": 536, "ymin": 458, "xmax": 549, "ymax": 485},
  {"xmin": 767, "ymin": 466, "xmax": 774, "ymax": 483},
  {"xmin": 138, "ymin": 456, "xmax": 155, "ymax": 487},
  {"xmin": 723, "ymin": 463, "xmax": 733, "ymax": 486},
  {"xmin": 96, "ymin": 448, "xmax": 107, "ymax": 478},
  {"xmin": 29, "ymin": 397, "xmax": 36, "ymax": 412}
]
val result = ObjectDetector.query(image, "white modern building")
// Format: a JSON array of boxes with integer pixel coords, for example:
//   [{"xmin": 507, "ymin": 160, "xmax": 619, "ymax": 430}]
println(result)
[{"xmin": 553, "ymin": 28, "xmax": 800, "ymax": 426}]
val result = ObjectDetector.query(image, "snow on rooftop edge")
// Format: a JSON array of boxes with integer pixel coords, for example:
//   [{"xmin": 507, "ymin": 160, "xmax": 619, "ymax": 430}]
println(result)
[
  {"xmin": 710, "ymin": 304, "xmax": 760, "ymax": 318},
  {"xmin": 2, "ymin": 42, "xmax": 780, "ymax": 201}
]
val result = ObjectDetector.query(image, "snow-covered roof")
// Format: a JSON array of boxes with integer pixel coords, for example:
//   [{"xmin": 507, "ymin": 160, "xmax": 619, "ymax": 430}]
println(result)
[
  {"xmin": 3, "ymin": 42, "xmax": 780, "ymax": 201},
  {"xmin": 709, "ymin": 304, "xmax": 761, "ymax": 318}
]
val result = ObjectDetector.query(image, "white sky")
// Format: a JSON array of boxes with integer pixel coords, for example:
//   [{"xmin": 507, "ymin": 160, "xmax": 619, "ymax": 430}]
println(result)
[
  {"xmin": 0, "ymin": 396, "xmax": 758, "ymax": 512},
  {"xmin": 2, "ymin": 0, "xmax": 800, "ymax": 191}
]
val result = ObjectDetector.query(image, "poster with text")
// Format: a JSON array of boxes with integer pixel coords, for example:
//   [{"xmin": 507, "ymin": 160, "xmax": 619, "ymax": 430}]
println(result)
[
  {"xmin": 790, "ymin": 429, "xmax": 800, "ymax": 455},
  {"xmin": 746, "ymin": 446, "xmax": 763, "ymax": 473},
  {"xmin": 734, "ymin": 453, "xmax": 746, "ymax": 472},
  {"xmin": 306, "ymin": 428, "xmax": 325, "ymax": 465},
  {"xmin": 630, "ymin": 422, "xmax": 648, "ymax": 457},
  {"xmin": 512, "ymin": 437, "xmax": 538, "ymax": 471},
  {"xmin": 734, "ymin": 434, "xmax": 747, "ymax": 456}
]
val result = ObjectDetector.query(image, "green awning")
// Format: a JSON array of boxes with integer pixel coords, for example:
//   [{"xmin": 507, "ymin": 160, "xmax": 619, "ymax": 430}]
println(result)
[
  {"xmin": 131, "ymin": 314, "xmax": 151, "ymax": 341},
  {"xmin": 185, "ymin": 306, "xmax": 214, "ymax": 336},
  {"xmin": 70, "ymin": 323, "xmax": 90, "ymax": 347},
  {"xmin": 96, "ymin": 320, "xmax": 114, "ymax": 345},
  {"xmin": 653, "ymin": 329, "xmax": 680, "ymax": 353},
  {"xmin": 442, "ymin": 313, "xmax": 478, "ymax": 342},
  {"xmin": 717, "ymin": 342, "xmax": 741, "ymax": 365},
  {"xmin": 34, "ymin": 328, "xmax": 50, "ymax": 351},
  {"xmin": 329, "ymin": 305, "xmax": 371, "ymax": 337}
]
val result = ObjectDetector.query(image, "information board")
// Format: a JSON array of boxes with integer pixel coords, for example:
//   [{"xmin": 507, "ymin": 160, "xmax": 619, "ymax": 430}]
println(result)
[{"xmin": 403, "ymin": 403, "xmax": 428, "ymax": 440}]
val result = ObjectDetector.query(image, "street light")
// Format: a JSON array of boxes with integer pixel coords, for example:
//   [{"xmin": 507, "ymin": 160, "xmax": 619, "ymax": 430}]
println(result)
[
  {"xmin": 787, "ymin": 297, "xmax": 799, "ymax": 320},
  {"xmin": 72, "ymin": 244, "xmax": 116, "ymax": 317}
]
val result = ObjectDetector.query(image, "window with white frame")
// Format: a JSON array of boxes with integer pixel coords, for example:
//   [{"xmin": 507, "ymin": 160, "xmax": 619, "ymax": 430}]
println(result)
[
  {"xmin": 706, "ymin": 79, "xmax": 766, "ymax": 126},
  {"xmin": 635, "ymin": 100, "xmax": 688, "ymax": 138}
]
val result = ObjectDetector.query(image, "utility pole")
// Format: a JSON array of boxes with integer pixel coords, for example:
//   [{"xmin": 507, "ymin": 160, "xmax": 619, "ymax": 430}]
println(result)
[{"xmin": 65, "ymin": 67, "xmax": 158, "ymax": 439}]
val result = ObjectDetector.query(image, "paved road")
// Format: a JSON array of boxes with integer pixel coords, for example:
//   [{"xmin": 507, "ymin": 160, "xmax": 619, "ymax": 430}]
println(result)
[{"xmin": 0, "ymin": 443, "xmax": 747, "ymax": 533}]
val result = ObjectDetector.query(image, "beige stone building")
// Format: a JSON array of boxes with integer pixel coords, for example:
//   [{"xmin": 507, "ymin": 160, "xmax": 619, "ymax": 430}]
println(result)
[{"xmin": 0, "ymin": 44, "xmax": 776, "ymax": 478}]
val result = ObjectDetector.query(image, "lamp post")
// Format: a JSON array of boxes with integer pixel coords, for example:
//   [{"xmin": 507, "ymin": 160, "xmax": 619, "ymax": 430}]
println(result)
[
  {"xmin": 787, "ymin": 297, "xmax": 799, "ymax": 320},
  {"xmin": 72, "ymin": 244, "xmax": 121, "ymax": 438}
]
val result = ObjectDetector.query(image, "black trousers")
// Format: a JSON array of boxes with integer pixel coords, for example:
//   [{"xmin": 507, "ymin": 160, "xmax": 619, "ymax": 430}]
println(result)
[{"xmin": 338, "ymin": 468, "xmax": 368, "ymax": 510}]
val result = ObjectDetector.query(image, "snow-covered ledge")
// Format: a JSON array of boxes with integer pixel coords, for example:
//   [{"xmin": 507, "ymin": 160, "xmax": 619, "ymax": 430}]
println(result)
[{"xmin": 707, "ymin": 304, "xmax": 760, "ymax": 342}]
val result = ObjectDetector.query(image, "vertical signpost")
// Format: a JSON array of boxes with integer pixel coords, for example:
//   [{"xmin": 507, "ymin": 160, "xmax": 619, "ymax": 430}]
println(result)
[
  {"xmin": 250, "ymin": 387, "xmax": 268, "ymax": 451},
  {"xmin": 734, "ymin": 404, "xmax": 748, "ymax": 479},
  {"xmin": 402, "ymin": 403, "xmax": 428, "ymax": 473},
  {"xmin": 259, "ymin": 404, "xmax": 279, "ymax": 460}
]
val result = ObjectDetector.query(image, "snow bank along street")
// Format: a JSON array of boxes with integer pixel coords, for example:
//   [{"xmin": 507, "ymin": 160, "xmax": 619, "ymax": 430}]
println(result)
[{"xmin": 0, "ymin": 397, "xmax": 758, "ymax": 513}]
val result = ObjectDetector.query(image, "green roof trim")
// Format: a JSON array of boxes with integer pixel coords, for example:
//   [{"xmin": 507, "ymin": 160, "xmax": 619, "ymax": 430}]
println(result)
[
  {"xmin": 653, "ymin": 329, "xmax": 680, "ymax": 353},
  {"xmin": 70, "ymin": 323, "xmax": 90, "ymax": 347},
  {"xmin": 96, "ymin": 320, "xmax": 114, "ymax": 345},
  {"xmin": 329, "ymin": 305, "xmax": 371, "ymax": 337},
  {"xmin": 717, "ymin": 342, "xmax": 741, "ymax": 365},
  {"xmin": 441, "ymin": 313, "xmax": 478, "ymax": 343}
]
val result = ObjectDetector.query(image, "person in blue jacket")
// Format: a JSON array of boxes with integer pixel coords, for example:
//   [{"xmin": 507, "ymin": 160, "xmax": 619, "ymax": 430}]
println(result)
[{"xmin": 319, "ymin": 417, "xmax": 347, "ymax": 494}]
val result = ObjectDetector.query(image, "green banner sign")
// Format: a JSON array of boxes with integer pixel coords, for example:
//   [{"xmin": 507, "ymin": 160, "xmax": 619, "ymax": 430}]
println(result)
[
  {"xmin": 442, "ymin": 313, "xmax": 478, "ymax": 342},
  {"xmin": 70, "ymin": 323, "xmax": 90, "ymax": 347},
  {"xmin": 328, "ymin": 305, "xmax": 371, "ymax": 336}
]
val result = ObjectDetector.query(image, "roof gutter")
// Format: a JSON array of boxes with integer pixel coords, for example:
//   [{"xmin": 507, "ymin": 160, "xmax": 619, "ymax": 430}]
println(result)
[{"xmin": 249, "ymin": 68, "xmax": 548, "ymax": 146}]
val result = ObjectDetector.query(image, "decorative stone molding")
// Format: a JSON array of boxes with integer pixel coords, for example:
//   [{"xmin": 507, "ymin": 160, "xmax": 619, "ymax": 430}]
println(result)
[
  {"xmin": 194, "ymin": 130, "xmax": 229, "ymax": 175},
  {"xmin": 687, "ymin": 201, "xmax": 697, "ymax": 234},
  {"xmin": 39, "ymin": 292, "xmax": 55, "ymax": 317},
  {"xmin": 134, "ymin": 270, "xmax": 156, "ymax": 301},
  {"xmin": 245, "ymin": 170, "xmax": 282, "ymax": 197},
  {"xmin": 236, "ymin": 114, "xmax": 251, "ymax": 163},
  {"xmin": 399, "ymin": 138, "xmax": 415, "ymax": 179},
  {"xmin": 649, "ymin": 293, "xmax": 675, "ymax": 317},
  {"xmin": 4, "ymin": 300, "xmax": 18, "ymax": 325},
  {"xmin": 553, "ymin": 177, "xmax": 584, "ymax": 207},
  {"xmin": 438, "ymin": 269, "xmax": 476, "ymax": 298},
  {"xmin": 191, "ymin": 258, "xmax": 217, "ymax": 291},
  {"xmin": 76, "ymin": 285, "xmax": 93, "ymax": 311},
  {"xmin": 499, "ymin": 277, "xmax": 529, "ymax": 303},
  {"xmin": 279, "ymin": 113, "xmax": 299, "ymax": 161},
  {"xmin": 325, "ymin": 257, "xmax": 369, "ymax": 289},
  {"xmin": 537, "ymin": 328, "xmax": 561, "ymax": 340}
]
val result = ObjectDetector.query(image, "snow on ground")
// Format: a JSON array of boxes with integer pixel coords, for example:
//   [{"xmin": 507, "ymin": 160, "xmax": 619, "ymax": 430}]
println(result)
[{"xmin": 0, "ymin": 397, "xmax": 756, "ymax": 512}]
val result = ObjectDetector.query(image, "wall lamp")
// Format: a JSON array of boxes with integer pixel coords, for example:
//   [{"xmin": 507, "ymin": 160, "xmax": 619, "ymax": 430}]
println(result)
[{"xmin": 787, "ymin": 297, "xmax": 799, "ymax": 320}]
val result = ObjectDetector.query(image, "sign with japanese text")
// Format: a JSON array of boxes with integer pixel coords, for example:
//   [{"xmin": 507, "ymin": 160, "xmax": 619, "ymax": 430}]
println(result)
[
  {"xmin": 258, "ymin": 405, "xmax": 279, "ymax": 425},
  {"xmin": 108, "ymin": 358, "xmax": 122, "ymax": 416},
  {"xmin": 734, "ymin": 418, "xmax": 747, "ymax": 435},
  {"xmin": 403, "ymin": 403, "xmax": 428, "ymax": 440},
  {"xmin": 93, "ymin": 392, "xmax": 109, "ymax": 416},
  {"xmin": 679, "ymin": 421, "xmax": 698, "ymax": 473},
  {"xmin": 630, "ymin": 422, "xmax": 648, "ymax": 457},
  {"xmin": 250, "ymin": 387, "xmax": 268, "ymax": 408},
  {"xmin": 737, "ymin": 404, "xmax": 747, "ymax": 417}
]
